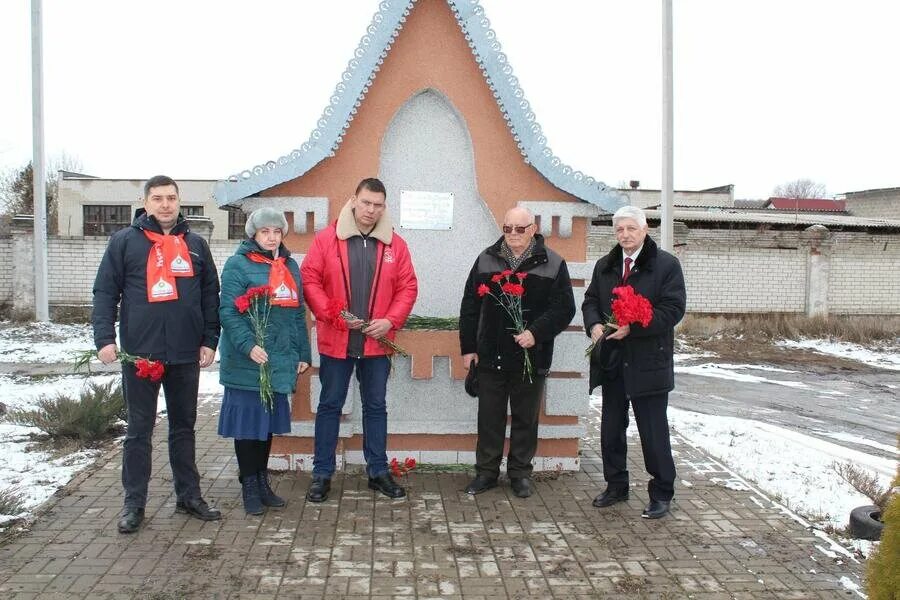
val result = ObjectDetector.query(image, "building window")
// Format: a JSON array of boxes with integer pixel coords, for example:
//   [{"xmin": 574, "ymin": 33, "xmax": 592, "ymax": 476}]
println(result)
[
  {"xmin": 83, "ymin": 205, "xmax": 131, "ymax": 236},
  {"xmin": 228, "ymin": 208, "xmax": 247, "ymax": 239},
  {"xmin": 182, "ymin": 205, "xmax": 204, "ymax": 216}
]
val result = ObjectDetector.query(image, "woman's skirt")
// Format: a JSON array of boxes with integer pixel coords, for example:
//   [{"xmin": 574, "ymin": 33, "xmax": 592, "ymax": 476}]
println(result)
[{"xmin": 218, "ymin": 386, "xmax": 291, "ymax": 440}]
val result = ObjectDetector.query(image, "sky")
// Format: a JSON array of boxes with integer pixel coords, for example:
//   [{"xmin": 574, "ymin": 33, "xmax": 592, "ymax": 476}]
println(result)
[{"xmin": 1, "ymin": 0, "xmax": 899, "ymax": 199}]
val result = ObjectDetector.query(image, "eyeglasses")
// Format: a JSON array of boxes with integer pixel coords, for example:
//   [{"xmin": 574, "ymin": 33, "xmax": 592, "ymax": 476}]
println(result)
[{"xmin": 502, "ymin": 223, "xmax": 533, "ymax": 234}]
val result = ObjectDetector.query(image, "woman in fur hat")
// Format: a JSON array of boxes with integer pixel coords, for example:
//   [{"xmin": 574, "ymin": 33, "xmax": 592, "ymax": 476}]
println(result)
[{"xmin": 218, "ymin": 207, "xmax": 311, "ymax": 515}]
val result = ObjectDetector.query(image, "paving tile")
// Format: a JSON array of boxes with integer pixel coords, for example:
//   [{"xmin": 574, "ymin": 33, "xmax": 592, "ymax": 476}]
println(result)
[{"xmin": 0, "ymin": 391, "xmax": 867, "ymax": 598}]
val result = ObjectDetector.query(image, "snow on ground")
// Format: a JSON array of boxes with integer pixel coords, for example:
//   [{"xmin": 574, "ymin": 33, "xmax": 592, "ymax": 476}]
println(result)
[
  {"xmin": 0, "ymin": 321, "xmax": 95, "ymax": 364},
  {"xmin": 675, "ymin": 363, "xmax": 809, "ymax": 388},
  {"xmin": 0, "ymin": 374, "xmax": 118, "ymax": 526},
  {"xmin": 0, "ymin": 370, "xmax": 223, "ymax": 527},
  {"xmin": 669, "ymin": 407, "xmax": 895, "ymax": 530},
  {"xmin": 779, "ymin": 338, "xmax": 900, "ymax": 371}
]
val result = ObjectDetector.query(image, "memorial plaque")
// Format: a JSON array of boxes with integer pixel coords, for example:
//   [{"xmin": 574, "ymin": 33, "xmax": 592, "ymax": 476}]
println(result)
[{"xmin": 399, "ymin": 190, "xmax": 453, "ymax": 230}]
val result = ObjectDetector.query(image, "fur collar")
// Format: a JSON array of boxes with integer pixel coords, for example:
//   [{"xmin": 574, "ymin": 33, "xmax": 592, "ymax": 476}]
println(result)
[
  {"xmin": 601, "ymin": 235, "xmax": 658, "ymax": 273},
  {"xmin": 335, "ymin": 199, "xmax": 393, "ymax": 244}
]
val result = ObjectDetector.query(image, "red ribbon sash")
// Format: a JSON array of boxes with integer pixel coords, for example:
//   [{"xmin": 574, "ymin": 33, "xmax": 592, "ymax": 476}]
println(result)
[
  {"xmin": 144, "ymin": 230, "xmax": 194, "ymax": 303},
  {"xmin": 246, "ymin": 252, "xmax": 300, "ymax": 307}
]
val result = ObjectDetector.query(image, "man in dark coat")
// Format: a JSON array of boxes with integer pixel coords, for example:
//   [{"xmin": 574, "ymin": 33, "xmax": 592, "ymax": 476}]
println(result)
[
  {"xmin": 459, "ymin": 207, "xmax": 576, "ymax": 498},
  {"xmin": 93, "ymin": 175, "xmax": 221, "ymax": 533},
  {"xmin": 582, "ymin": 205, "xmax": 686, "ymax": 519}
]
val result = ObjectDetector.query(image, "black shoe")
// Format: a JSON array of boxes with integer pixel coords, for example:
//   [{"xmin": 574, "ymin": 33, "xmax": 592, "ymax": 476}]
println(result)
[
  {"xmin": 465, "ymin": 475, "xmax": 498, "ymax": 495},
  {"xmin": 642, "ymin": 500, "xmax": 671, "ymax": 519},
  {"xmin": 592, "ymin": 488, "xmax": 629, "ymax": 508},
  {"xmin": 510, "ymin": 477, "xmax": 533, "ymax": 498},
  {"xmin": 117, "ymin": 508, "xmax": 144, "ymax": 534},
  {"xmin": 368, "ymin": 473, "xmax": 406, "ymax": 499},
  {"xmin": 306, "ymin": 477, "xmax": 331, "ymax": 503},
  {"xmin": 257, "ymin": 470, "xmax": 286, "ymax": 508},
  {"xmin": 175, "ymin": 498, "xmax": 222, "ymax": 521}
]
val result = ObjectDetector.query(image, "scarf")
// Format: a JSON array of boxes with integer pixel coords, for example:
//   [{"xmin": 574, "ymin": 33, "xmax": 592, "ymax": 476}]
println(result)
[
  {"xmin": 144, "ymin": 230, "xmax": 194, "ymax": 303},
  {"xmin": 246, "ymin": 252, "xmax": 300, "ymax": 307},
  {"xmin": 500, "ymin": 238, "xmax": 536, "ymax": 272}
]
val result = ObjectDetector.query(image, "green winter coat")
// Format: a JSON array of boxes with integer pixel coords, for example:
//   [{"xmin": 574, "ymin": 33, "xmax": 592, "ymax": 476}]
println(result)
[{"xmin": 219, "ymin": 239, "xmax": 311, "ymax": 393}]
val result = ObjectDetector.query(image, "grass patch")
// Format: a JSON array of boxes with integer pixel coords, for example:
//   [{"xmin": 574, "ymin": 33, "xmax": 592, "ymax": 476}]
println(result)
[
  {"xmin": 835, "ymin": 461, "xmax": 892, "ymax": 510},
  {"xmin": 0, "ymin": 487, "xmax": 26, "ymax": 516},
  {"xmin": 678, "ymin": 313, "xmax": 900, "ymax": 344},
  {"xmin": 6, "ymin": 380, "xmax": 125, "ymax": 446}
]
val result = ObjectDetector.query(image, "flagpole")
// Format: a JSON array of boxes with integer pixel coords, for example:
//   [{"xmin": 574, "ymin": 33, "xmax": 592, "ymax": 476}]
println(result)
[
  {"xmin": 661, "ymin": 0, "xmax": 674, "ymax": 252},
  {"xmin": 32, "ymin": 0, "xmax": 50, "ymax": 321}
]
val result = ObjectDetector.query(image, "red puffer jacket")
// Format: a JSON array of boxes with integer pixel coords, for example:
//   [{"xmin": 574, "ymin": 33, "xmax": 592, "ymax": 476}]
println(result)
[{"xmin": 301, "ymin": 208, "xmax": 418, "ymax": 359}]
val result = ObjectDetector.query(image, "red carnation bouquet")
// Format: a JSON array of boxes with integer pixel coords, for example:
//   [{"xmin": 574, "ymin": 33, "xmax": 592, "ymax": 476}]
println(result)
[
  {"xmin": 73, "ymin": 349, "xmax": 165, "ymax": 382},
  {"xmin": 323, "ymin": 298, "xmax": 409, "ymax": 357},
  {"xmin": 235, "ymin": 285, "xmax": 276, "ymax": 411},
  {"xmin": 390, "ymin": 456, "xmax": 417, "ymax": 479},
  {"xmin": 477, "ymin": 269, "xmax": 533, "ymax": 382},
  {"xmin": 585, "ymin": 285, "xmax": 654, "ymax": 356}
]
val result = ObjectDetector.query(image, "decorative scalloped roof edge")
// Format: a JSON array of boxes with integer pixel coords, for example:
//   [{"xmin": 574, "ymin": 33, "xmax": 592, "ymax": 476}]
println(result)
[{"xmin": 214, "ymin": 0, "xmax": 627, "ymax": 213}]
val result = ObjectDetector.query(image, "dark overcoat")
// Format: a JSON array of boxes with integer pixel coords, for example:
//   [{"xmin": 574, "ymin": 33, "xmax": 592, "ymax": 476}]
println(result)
[{"xmin": 582, "ymin": 235, "xmax": 686, "ymax": 397}]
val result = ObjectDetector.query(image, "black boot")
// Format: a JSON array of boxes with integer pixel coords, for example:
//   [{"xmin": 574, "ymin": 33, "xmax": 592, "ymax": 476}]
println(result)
[
  {"xmin": 241, "ymin": 474, "xmax": 264, "ymax": 515},
  {"xmin": 257, "ymin": 470, "xmax": 286, "ymax": 508}
]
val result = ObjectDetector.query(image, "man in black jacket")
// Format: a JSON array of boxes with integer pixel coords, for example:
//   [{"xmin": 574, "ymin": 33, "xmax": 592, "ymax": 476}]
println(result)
[
  {"xmin": 582, "ymin": 205, "xmax": 686, "ymax": 519},
  {"xmin": 93, "ymin": 175, "xmax": 221, "ymax": 533},
  {"xmin": 459, "ymin": 207, "xmax": 575, "ymax": 498}
]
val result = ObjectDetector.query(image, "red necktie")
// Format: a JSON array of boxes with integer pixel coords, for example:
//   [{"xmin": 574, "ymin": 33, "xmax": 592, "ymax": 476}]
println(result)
[{"xmin": 623, "ymin": 257, "xmax": 633, "ymax": 283}]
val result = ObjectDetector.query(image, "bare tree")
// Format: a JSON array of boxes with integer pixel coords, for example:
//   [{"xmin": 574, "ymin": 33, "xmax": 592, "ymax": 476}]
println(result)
[
  {"xmin": 0, "ymin": 153, "xmax": 83, "ymax": 234},
  {"xmin": 772, "ymin": 178, "xmax": 828, "ymax": 199}
]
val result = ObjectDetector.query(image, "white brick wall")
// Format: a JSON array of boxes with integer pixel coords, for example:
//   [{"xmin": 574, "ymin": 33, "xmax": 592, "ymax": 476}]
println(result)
[
  {"xmin": 39, "ymin": 237, "xmax": 304, "ymax": 305},
  {"xmin": 0, "ymin": 238, "xmax": 11, "ymax": 303},
  {"xmin": 827, "ymin": 234, "xmax": 900, "ymax": 314},
  {"xmin": 48, "ymin": 236, "xmax": 110, "ymax": 304},
  {"xmin": 587, "ymin": 226, "xmax": 900, "ymax": 315},
  {"xmin": 2, "ymin": 225, "xmax": 898, "ymax": 315}
]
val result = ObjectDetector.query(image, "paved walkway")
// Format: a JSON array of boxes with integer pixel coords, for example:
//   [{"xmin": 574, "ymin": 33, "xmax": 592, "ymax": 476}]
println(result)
[{"xmin": 0, "ymin": 390, "xmax": 865, "ymax": 599}]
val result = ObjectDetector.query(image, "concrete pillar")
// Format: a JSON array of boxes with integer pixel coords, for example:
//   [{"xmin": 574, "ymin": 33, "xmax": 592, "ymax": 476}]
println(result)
[
  {"xmin": 11, "ymin": 215, "xmax": 36, "ymax": 320},
  {"xmin": 800, "ymin": 224, "xmax": 833, "ymax": 317},
  {"xmin": 186, "ymin": 216, "xmax": 214, "ymax": 242}
]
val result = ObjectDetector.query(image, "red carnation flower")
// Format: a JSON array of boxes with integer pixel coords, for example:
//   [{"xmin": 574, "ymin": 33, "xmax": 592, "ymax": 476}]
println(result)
[
  {"xmin": 500, "ymin": 282, "xmax": 525, "ymax": 297},
  {"xmin": 491, "ymin": 273, "xmax": 503, "ymax": 283},
  {"xmin": 135, "ymin": 358, "xmax": 165, "ymax": 382},
  {"xmin": 324, "ymin": 298, "xmax": 346, "ymax": 321},
  {"xmin": 477, "ymin": 283, "xmax": 490, "ymax": 297},
  {"xmin": 515, "ymin": 272, "xmax": 527, "ymax": 281},
  {"xmin": 611, "ymin": 285, "xmax": 653, "ymax": 328},
  {"xmin": 235, "ymin": 294, "xmax": 251, "ymax": 313},
  {"xmin": 500, "ymin": 269, "xmax": 513, "ymax": 277}
]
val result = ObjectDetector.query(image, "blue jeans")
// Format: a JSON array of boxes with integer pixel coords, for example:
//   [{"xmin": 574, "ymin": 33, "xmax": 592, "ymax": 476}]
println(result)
[{"xmin": 313, "ymin": 354, "xmax": 391, "ymax": 478}]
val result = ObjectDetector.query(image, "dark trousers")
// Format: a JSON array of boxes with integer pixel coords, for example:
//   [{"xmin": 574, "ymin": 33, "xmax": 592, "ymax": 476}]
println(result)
[
  {"xmin": 600, "ymin": 373, "xmax": 676, "ymax": 501},
  {"xmin": 475, "ymin": 368, "xmax": 545, "ymax": 479},
  {"xmin": 121, "ymin": 361, "xmax": 201, "ymax": 509}
]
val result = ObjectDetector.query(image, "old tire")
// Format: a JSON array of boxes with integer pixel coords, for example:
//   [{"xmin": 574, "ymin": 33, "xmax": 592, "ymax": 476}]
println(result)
[{"xmin": 849, "ymin": 505, "xmax": 884, "ymax": 541}]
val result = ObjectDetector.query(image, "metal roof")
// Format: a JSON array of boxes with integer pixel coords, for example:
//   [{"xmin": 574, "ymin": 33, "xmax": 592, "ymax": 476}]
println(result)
[
  {"xmin": 213, "ymin": 0, "xmax": 625, "ymax": 212},
  {"xmin": 767, "ymin": 198, "xmax": 847, "ymax": 212},
  {"xmin": 638, "ymin": 208, "xmax": 900, "ymax": 229}
]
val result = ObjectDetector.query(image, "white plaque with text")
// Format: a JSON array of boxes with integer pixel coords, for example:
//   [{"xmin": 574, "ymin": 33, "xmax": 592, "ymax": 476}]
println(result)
[{"xmin": 399, "ymin": 190, "xmax": 454, "ymax": 230}]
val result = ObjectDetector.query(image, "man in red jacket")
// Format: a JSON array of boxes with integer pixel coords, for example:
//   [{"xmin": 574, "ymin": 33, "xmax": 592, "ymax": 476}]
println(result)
[{"xmin": 301, "ymin": 178, "xmax": 418, "ymax": 502}]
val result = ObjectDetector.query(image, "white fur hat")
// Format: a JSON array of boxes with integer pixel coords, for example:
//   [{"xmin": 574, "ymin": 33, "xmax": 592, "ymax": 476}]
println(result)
[{"xmin": 245, "ymin": 207, "xmax": 288, "ymax": 238}]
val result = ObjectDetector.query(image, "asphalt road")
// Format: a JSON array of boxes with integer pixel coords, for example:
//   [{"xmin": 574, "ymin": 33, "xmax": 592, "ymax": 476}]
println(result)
[{"xmin": 670, "ymin": 360, "xmax": 900, "ymax": 463}]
